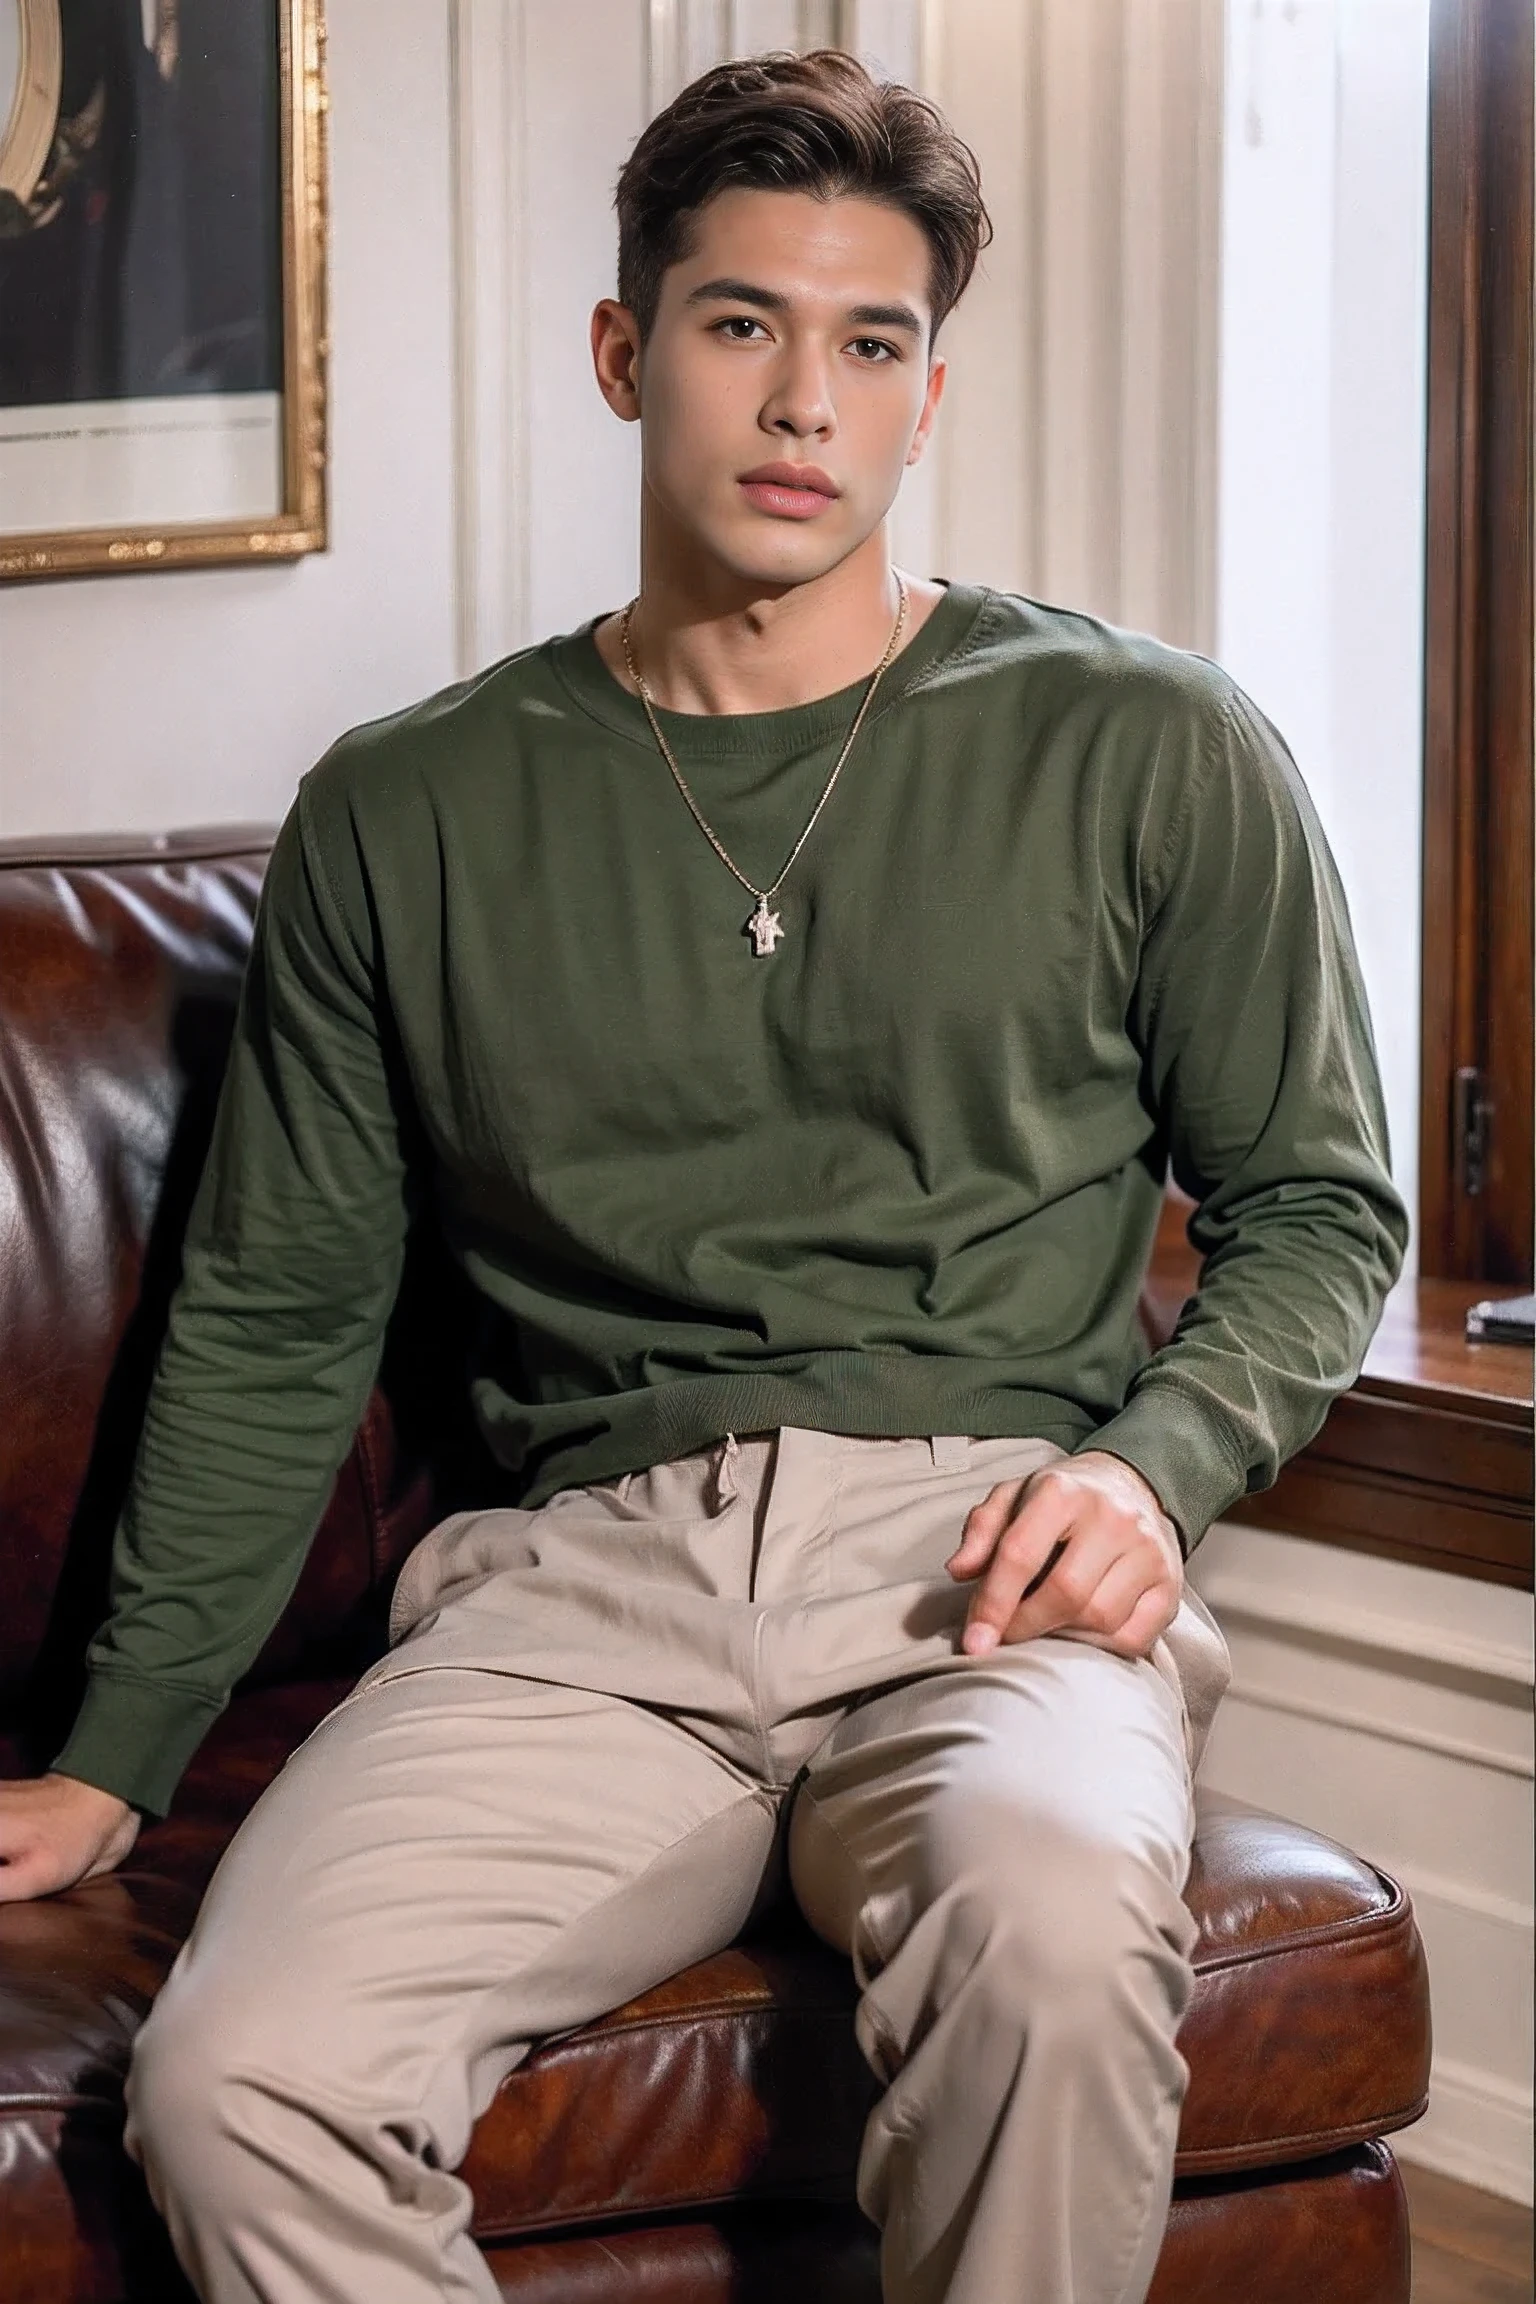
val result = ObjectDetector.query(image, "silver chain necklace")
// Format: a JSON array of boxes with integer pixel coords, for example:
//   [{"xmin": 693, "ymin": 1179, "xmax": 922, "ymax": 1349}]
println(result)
[{"xmin": 619, "ymin": 575, "xmax": 909, "ymax": 957}]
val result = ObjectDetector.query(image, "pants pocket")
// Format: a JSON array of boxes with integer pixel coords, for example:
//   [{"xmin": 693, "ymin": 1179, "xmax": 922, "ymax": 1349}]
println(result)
[{"xmin": 387, "ymin": 1508, "xmax": 540, "ymax": 1645}]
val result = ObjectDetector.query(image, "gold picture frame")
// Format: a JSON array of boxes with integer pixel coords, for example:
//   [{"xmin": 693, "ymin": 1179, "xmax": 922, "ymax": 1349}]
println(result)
[{"xmin": 0, "ymin": 0, "xmax": 328, "ymax": 581}]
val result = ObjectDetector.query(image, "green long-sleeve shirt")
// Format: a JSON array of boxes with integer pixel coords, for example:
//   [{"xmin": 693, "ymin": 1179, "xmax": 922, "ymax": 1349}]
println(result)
[{"xmin": 56, "ymin": 582, "xmax": 1408, "ymax": 1815}]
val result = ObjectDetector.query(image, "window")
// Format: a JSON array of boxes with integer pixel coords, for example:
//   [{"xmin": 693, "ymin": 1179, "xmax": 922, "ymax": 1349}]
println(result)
[{"xmin": 1419, "ymin": 0, "xmax": 1533, "ymax": 1286}]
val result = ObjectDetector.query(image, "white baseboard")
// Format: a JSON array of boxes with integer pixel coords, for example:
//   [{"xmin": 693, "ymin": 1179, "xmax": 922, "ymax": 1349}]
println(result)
[{"xmin": 1392, "ymin": 2056, "xmax": 1535, "ymax": 2207}]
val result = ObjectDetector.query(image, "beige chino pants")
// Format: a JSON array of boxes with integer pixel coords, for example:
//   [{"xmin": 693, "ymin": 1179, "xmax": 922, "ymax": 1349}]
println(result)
[{"xmin": 126, "ymin": 1426, "xmax": 1231, "ymax": 2304}]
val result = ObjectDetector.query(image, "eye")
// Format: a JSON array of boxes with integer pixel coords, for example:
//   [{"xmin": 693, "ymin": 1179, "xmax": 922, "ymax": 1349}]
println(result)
[
  {"xmin": 713, "ymin": 315, "xmax": 770, "ymax": 342},
  {"xmin": 849, "ymin": 336, "xmax": 900, "ymax": 363}
]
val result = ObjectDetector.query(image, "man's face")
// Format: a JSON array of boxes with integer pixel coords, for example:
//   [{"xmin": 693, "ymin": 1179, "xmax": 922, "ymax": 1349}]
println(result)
[{"xmin": 596, "ymin": 187, "xmax": 945, "ymax": 590}]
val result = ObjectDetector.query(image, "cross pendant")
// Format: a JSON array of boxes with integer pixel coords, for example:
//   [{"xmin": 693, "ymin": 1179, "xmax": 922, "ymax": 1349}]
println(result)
[{"xmin": 746, "ymin": 897, "xmax": 785, "ymax": 956}]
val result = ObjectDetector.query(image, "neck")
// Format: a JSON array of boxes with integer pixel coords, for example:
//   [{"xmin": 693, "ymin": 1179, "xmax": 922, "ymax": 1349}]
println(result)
[{"xmin": 610, "ymin": 523, "xmax": 912, "ymax": 716}]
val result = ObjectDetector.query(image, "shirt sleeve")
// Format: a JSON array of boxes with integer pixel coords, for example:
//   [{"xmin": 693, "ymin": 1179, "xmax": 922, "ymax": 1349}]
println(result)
[
  {"xmin": 1082, "ymin": 679, "xmax": 1410, "ymax": 1550},
  {"xmin": 52, "ymin": 770, "xmax": 414, "ymax": 1815}
]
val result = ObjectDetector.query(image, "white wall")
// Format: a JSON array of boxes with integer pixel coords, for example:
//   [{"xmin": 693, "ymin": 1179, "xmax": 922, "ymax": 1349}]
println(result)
[{"xmin": 0, "ymin": 0, "xmax": 459, "ymax": 839}]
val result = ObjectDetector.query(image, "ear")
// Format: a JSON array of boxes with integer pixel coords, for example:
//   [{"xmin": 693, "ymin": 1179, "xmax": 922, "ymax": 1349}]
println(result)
[
  {"xmin": 905, "ymin": 352, "xmax": 947, "ymax": 468},
  {"xmin": 592, "ymin": 300, "xmax": 644, "ymax": 422}
]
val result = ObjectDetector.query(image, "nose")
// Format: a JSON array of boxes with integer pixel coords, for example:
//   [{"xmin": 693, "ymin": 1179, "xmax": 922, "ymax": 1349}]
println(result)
[{"xmin": 759, "ymin": 342, "xmax": 836, "ymax": 441}]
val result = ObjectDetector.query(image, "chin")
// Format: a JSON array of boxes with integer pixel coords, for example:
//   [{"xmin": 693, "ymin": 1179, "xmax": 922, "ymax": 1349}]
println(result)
[{"xmin": 700, "ymin": 521, "xmax": 866, "ymax": 595}]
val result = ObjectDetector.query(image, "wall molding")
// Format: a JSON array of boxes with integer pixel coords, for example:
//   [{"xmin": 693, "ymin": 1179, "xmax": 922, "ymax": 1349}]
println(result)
[
  {"xmin": 1388, "ymin": 1857, "xmax": 1534, "ymax": 1937},
  {"xmin": 1219, "ymin": 1676, "xmax": 1533, "ymax": 1780},
  {"xmin": 644, "ymin": 0, "xmax": 681, "ymax": 114},
  {"xmin": 645, "ymin": 1, "xmax": 857, "ymax": 114},
  {"xmin": 448, "ymin": 0, "xmax": 531, "ymax": 677},
  {"xmin": 1196, "ymin": 1572, "xmax": 1535, "ymax": 1688},
  {"xmin": 1395, "ymin": 2055, "xmax": 1535, "ymax": 2207},
  {"xmin": 1203, "ymin": 1550, "xmax": 1534, "ymax": 1777},
  {"xmin": 932, "ymin": 0, "xmax": 1223, "ymax": 649}
]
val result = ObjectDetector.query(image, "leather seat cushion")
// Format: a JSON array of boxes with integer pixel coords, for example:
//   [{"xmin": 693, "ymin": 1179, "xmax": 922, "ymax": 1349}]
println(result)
[
  {"xmin": 0, "ymin": 1683, "xmax": 1429, "ymax": 2279},
  {"xmin": 475, "ymin": 2145, "xmax": 1410, "ymax": 2304}
]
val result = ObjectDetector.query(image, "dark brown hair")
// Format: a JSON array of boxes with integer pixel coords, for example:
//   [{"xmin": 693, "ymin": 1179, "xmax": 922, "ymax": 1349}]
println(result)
[{"xmin": 615, "ymin": 50, "xmax": 991, "ymax": 343}]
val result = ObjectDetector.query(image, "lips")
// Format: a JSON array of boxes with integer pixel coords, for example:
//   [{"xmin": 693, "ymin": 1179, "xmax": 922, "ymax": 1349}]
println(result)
[{"xmin": 737, "ymin": 463, "xmax": 840, "ymax": 520}]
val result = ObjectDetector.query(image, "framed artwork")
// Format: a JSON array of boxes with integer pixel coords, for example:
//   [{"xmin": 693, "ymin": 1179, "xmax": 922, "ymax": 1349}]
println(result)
[{"xmin": 0, "ymin": 0, "xmax": 327, "ymax": 580}]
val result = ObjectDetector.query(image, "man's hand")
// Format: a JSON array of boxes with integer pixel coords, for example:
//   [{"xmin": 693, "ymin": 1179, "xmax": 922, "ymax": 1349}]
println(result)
[
  {"xmin": 0, "ymin": 1774, "xmax": 139, "ymax": 1903},
  {"xmin": 946, "ymin": 1451, "xmax": 1184, "ymax": 1661}
]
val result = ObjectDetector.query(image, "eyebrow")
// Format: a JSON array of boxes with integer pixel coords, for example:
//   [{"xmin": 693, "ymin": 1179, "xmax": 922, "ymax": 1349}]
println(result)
[{"xmin": 683, "ymin": 277, "xmax": 924, "ymax": 336}]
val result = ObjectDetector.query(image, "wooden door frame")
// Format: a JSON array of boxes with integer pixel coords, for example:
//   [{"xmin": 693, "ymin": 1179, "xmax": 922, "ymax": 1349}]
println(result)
[{"xmin": 1419, "ymin": 0, "xmax": 1534, "ymax": 1286}]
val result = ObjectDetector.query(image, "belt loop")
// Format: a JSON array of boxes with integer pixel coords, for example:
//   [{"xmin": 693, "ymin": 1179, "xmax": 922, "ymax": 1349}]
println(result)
[
  {"xmin": 714, "ymin": 1430, "xmax": 741, "ymax": 1509},
  {"xmin": 929, "ymin": 1434, "xmax": 970, "ymax": 1469}
]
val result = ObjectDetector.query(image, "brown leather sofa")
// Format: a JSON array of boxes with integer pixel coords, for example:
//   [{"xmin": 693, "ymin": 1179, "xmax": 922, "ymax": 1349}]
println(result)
[{"xmin": 0, "ymin": 826, "xmax": 1433, "ymax": 2304}]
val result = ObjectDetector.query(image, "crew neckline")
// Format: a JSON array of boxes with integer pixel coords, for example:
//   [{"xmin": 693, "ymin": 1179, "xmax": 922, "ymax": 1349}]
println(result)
[{"xmin": 547, "ymin": 579, "xmax": 993, "ymax": 759}]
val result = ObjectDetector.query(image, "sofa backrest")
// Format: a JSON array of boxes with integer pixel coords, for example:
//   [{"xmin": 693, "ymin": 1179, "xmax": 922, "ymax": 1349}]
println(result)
[{"xmin": 0, "ymin": 829, "xmax": 439, "ymax": 1769}]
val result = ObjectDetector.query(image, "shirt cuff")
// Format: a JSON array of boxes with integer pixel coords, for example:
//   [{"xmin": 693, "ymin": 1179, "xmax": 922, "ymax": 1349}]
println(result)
[
  {"xmin": 52, "ymin": 1671, "xmax": 225, "ymax": 1819},
  {"xmin": 1074, "ymin": 1384, "xmax": 1249, "ymax": 1556}
]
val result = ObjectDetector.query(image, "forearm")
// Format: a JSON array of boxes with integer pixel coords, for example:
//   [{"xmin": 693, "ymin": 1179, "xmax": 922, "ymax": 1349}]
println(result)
[
  {"xmin": 1088, "ymin": 1172, "xmax": 1406, "ymax": 1549},
  {"xmin": 55, "ymin": 1260, "xmax": 399, "ymax": 1814}
]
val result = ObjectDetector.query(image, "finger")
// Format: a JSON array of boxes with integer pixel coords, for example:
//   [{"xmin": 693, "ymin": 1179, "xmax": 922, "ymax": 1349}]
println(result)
[
  {"xmin": 982, "ymin": 1522, "xmax": 1126, "ymax": 1649},
  {"xmin": 1041, "ymin": 1559, "xmax": 1177, "ymax": 1660},
  {"xmin": 1007, "ymin": 1523, "xmax": 1171, "ymax": 1646},
  {"xmin": 945, "ymin": 1477, "xmax": 1033, "ymax": 1577},
  {"xmin": 1094, "ymin": 1580, "xmax": 1181, "ymax": 1660},
  {"xmin": 1038, "ymin": 1545, "xmax": 1155, "ymax": 1644},
  {"xmin": 960, "ymin": 1478, "xmax": 1081, "ymax": 1652},
  {"xmin": 0, "ymin": 1848, "xmax": 54, "ymax": 1904}
]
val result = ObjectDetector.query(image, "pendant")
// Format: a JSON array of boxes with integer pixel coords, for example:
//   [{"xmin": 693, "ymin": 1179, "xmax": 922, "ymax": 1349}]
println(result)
[{"xmin": 746, "ymin": 896, "xmax": 785, "ymax": 956}]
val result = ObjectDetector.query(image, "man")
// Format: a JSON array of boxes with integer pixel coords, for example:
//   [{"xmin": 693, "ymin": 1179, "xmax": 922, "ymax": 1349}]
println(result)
[{"xmin": 0, "ymin": 49, "xmax": 1407, "ymax": 2304}]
